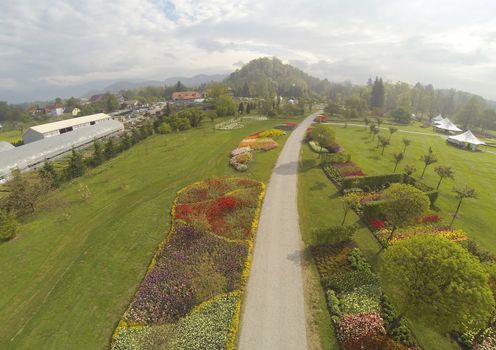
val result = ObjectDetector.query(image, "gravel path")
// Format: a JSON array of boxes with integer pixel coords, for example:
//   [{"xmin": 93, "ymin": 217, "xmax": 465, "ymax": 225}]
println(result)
[{"xmin": 238, "ymin": 112, "xmax": 318, "ymax": 350}]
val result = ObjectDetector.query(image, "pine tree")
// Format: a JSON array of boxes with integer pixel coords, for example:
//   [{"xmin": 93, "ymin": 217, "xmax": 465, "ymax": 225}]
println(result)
[
  {"xmin": 241, "ymin": 82, "xmax": 250, "ymax": 97},
  {"xmin": 65, "ymin": 149, "xmax": 86, "ymax": 179}
]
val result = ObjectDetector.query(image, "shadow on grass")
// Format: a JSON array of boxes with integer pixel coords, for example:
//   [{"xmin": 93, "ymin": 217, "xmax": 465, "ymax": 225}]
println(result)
[
  {"xmin": 310, "ymin": 181, "xmax": 327, "ymax": 191},
  {"xmin": 298, "ymin": 159, "xmax": 318, "ymax": 173}
]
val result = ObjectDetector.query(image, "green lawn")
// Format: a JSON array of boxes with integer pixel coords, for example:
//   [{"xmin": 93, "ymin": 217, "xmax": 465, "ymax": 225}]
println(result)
[
  {"xmin": 0, "ymin": 117, "xmax": 297, "ymax": 350},
  {"xmin": 0, "ymin": 129, "xmax": 22, "ymax": 143},
  {"xmin": 297, "ymin": 121, "xmax": 496, "ymax": 349},
  {"xmin": 328, "ymin": 122, "xmax": 496, "ymax": 254}
]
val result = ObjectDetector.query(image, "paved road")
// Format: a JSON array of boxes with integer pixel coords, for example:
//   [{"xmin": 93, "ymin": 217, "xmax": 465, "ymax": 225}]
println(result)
[{"xmin": 238, "ymin": 112, "xmax": 318, "ymax": 350}]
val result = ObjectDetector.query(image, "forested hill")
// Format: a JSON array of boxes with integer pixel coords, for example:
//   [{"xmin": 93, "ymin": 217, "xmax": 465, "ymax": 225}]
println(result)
[{"xmin": 224, "ymin": 57, "xmax": 331, "ymax": 98}]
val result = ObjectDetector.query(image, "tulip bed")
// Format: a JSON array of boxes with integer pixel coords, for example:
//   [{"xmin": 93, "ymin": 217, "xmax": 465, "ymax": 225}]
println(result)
[
  {"xmin": 230, "ymin": 129, "xmax": 286, "ymax": 172},
  {"xmin": 111, "ymin": 178, "xmax": 265, "ymax": 349},
  {"xmin": 311, "ymin": 242, "xmax": 417, "ymax": 350}
]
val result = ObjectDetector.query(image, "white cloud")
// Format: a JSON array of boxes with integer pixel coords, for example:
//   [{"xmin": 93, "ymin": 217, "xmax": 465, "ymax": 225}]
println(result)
[{"xmin": 1, "ymin": 0, "xmax": 496, "ymax": 102}]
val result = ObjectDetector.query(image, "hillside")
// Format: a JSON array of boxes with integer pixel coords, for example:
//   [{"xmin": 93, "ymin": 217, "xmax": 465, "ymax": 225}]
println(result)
[{"xmin": 224, "ymin": 57, "xmax": 330, "ymax": 98}]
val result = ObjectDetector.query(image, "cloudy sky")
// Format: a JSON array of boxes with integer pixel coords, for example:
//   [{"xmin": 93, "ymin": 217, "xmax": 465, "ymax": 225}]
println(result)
[{"xmin": 1, "ymin": 0, "xmax": 496, "ymax": 103}]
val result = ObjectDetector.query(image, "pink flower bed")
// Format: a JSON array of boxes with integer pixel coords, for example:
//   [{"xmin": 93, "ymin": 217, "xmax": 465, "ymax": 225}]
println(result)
[{"xmin": 337, "ymin": 312, "xmax": 386, "ymax": 350}]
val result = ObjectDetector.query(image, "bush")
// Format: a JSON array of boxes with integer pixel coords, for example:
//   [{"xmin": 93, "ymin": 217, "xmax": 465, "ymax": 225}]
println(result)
[
  {"xmin": 323, "ymin": 269, "xmax": 379, "ymax": 292},
  {"xmin": 326, "ymin": 289, "xmax": 342, "ymax": 317},
  {"xmin": 348, "ymin": 248, "xmax": 371, "ymax": 272},
  {"xmin": 157, "ymin": 122, "xmax": 172, "ymax": 134},
  {"xmin": 341, "ymin": 173, "xmax": 404, "ymax": 192},
  {"xmin": 309, "ymin": 140, "xmax": 329, "ymax": 153},
  {"xmin": 310, "ymin": 225, "xmax": 358, "ymax": 245},
  {"xmin": 321, "ymin": 152, "xmax": 352, "ymax": 164},
  {"xmin": 361, "ymin": 200, "xmax": 386, "ymax": 220},
  {"xmin": 0, "ymin": 209, "xmax": 19, "ymax": 241}
]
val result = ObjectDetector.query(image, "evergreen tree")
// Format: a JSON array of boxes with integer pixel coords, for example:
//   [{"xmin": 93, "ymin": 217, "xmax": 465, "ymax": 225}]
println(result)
[
  {"xmin": 241, "ymin": 82, "xmax": 250, "ymax": 97},
  {"xmin": 38, "ymin": 161, "xmax": 60, "ymax": 188},
  {"xmin": 91, "ymin": 141, "xmax": 105, "ymax": 167},
  {"xmin": 104, "ymin": 138, "xmax": 117, "ymax": 159},
  {"xmin": 65, "ymin": 149, "xmax": 86, "ymax": 179},
  {"xmin": 370, "ymin": 77, "xmax": 385, "ymax": 109}
]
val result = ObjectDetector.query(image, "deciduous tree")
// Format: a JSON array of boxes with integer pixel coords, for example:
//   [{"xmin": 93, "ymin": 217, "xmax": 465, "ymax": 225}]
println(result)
[
  {"xmin": 381, "ymin": 235, "xmax": 494, "ymax": 333},
  {"xmin": 382, "ymin": 184, "xmax": 429, "ymax": 242},
  {"xmin": 434, "ymin": 166, "xmax": 455, "ymax": 189},
  {"xmin": 451, "ymin": 185, "xmax": 477, "ymax": 226}
]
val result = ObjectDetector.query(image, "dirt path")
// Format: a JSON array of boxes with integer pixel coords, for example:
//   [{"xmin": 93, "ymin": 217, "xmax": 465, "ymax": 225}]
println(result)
[{"xmin": 238, "ymin": 113, "xmax": 318, "ymax": 350}]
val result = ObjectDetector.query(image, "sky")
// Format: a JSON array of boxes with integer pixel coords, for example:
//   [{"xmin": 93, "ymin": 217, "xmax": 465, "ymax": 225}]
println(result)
[{"xmin": 1, "ymin": 0, "xmax": 496, "ymax": 103}]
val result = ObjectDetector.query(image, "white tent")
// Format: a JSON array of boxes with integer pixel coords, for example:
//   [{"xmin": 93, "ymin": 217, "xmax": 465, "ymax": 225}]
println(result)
[
  {"xmin": 431, "ymin": 115, "xmax": 444, "ymax": 123},
  {"xmin": 434, "ymin": 118, "xmax": 462, "ymax": 132},
  {"xmin": 448, "ymin": 130, "xmax": 485, "ymax": 147}
]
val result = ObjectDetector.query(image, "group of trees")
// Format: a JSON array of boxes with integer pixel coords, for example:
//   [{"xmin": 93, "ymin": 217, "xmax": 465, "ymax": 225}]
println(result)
[{"xmin": 325, "ymin": 77, "xmax": 496, "ymax": 131}]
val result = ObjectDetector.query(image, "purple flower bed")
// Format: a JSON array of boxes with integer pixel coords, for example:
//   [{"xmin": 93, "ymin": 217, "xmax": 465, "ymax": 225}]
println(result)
[{"xmin": 125, "ymin": 223, "xmax": 248, "ymax": 324}]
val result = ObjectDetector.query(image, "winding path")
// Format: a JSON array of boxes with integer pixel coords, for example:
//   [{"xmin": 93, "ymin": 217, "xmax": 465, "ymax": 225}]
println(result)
[{"xmin": 238, "ymin": 112, "xmax": 318, "ymax": 350}]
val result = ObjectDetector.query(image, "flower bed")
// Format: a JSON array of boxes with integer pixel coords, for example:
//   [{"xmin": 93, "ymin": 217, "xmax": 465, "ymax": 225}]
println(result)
[
  {"xmin": 275, "ymin": 122, "xmax": 298, "ymax": 131},
  {"xmin": 322, "ymin": 161, "xmax": 366, "ymax": 184},
  {"xmin": 230, "ymin": 128, "xmax": 284, "ymax": 172},
  {"xmin": 112, "ymin": 178, "xmax": 265, "ymax": 349},
  {"xmin": 311, "ymin": 243, "xmax": 417, "ymax": 349},
  {"xmin": 215, "ymin": 118, "xmax": 244, "ymax": 130},
  {"xmin": 375, "ymin": 225, "xmax": 469, "ymax": 245}
]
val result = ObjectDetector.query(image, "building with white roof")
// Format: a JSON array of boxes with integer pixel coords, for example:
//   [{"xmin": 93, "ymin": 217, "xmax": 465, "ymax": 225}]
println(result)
[
  {"xmin": 1, "ymin": 120, "xmax": 124, "ymax": 181},
  {"xmin": 22, "ymin": 113, "xmax": 113, "ymax": 144}
]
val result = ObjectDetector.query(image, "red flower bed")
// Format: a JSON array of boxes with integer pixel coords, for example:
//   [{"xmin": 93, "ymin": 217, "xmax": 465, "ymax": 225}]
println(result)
[
  {"xmin": 314, "ymin": 115, "xmax": 329, "ymax": 123},
  {"xmin": 368, "ymin": 218, "xmax": 386, "ymax": 231},
  {"xmin": 333, "ymin": 162, "xmax": 365, "ymax": 177},
  {"xmin": 421, "ymin": 214, "xmax": 441, "ymax": 224}
]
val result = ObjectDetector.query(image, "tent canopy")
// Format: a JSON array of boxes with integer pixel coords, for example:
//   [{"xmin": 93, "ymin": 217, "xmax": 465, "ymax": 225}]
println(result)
[
  {"xmin": 431, "ymin": 115, "xmax": 444, "ymax": 123},
  {"xmin": 448, "ymin": 130, "xmax": 485, "ymax": 145},
  {"xmin": 434, "ymin": 118, "xmax": 462, "ymax": 132}
]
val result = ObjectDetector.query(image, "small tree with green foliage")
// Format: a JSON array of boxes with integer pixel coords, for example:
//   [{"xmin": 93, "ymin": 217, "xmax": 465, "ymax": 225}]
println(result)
[
  {"xmin": 393, "ymin": 152, "xmax": 404, "ymax": 172},
  {"xmin": 378, "ymin": 135, "xmax": 390, "ymax": 155},
  {"xmin": 341, "ymin": 193, "xmax": 360, "ymax": 225},
  {"xmin": 38, "ymin": 161, "xmax": 60, "ymax": 188},
  {"xmin": 404, "ymin": 164, "xmax": 416, "ymax": 176},
  {"xmin": 157, "ymin": 122, "xmax": 172, "ymax": 134},
  {"xmin": 434, "ymin": 166, "xmax": 455, "ymax": 189},
  {"xmin": 382, "ymin": 183, "xmax": 430, "ymax": 242},
  {"xmin": 311, "ymin": 124, "xmax": 336, "ymax": 158},
  {"xmin": 0, "ymin": 209, "xmax": 19, "ymax": 241},
  {"xmin": 381, "ymin": 235, "xmax": 494, "ymax": 332},
  {"xmin": 215, "ymin": 95, "xmax": 236, "ymax": 117},
  {"xmin": 451, "ymin": 185, "xmax": 477, "ymax": 227},
  {"xmin": 90, "ymin": 141, "xmax": 105, "ymax": 167},
  {"xmin": 65, "ymin": 149, "xmax": 86, "ymax": 179},
  {"xmin": 402, "ymin": 138, "xmax": 411, "ymax": 154},
  {"xmin": 104, "ymin": 138, "xmax": 117, "ymax": 159},
  {"xmin": 388, "ymin": 127, "xmax": 398, "ymax": 140},
  {"xmin": 2, "ymin": 169, "xmax": 49, "ymax": 215},
  {"xmin": 420, "ymin": 149, "xmax": 437, "ymax": 178}
]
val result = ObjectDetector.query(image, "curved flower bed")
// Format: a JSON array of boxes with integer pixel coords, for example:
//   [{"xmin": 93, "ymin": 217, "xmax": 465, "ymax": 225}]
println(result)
[
  {"xmin": 230, "ymin": 128, "xmax": 285, "ymax": 172},
  {"xmin": 111, "ymin": 178, "xmax": 265, "ymax": 349}
]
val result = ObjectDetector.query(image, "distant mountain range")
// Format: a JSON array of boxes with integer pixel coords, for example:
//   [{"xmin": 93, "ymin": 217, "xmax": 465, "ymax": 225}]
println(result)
[{"xmin": 85, "ymin": 74, "xmax": 227, "ymax": 97}]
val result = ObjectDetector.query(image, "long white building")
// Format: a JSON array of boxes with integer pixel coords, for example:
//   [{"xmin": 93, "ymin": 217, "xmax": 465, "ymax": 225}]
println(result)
[
  {"xmin": 0, "ymin": 120, "xmax": 124, "ymax": 181},
  {"xmin": 22, "ymin": 113, "xmax": 113, "ymax": 144}
]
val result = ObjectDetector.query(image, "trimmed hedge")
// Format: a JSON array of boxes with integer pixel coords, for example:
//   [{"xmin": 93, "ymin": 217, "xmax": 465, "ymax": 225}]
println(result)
[
  {"xmin": 361, "ymin": 200, "xmax": 386, "ymax": 220},
  {"xmin": 341, "ymin": 173, "xmax": 404, "ymax": 191}
]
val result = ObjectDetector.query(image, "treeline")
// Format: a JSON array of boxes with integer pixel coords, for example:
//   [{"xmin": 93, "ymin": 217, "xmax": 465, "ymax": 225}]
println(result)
[
  {"xmin": 325, "ymin": 78, "xmax": 496, "ymax": 131},
  {"xmin": 224, "ymin": 57, "xmax": 331, "ymax": 99}
]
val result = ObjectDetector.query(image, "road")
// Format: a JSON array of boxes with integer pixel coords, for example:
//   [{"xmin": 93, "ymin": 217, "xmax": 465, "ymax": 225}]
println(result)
[{"xmin": 238, "ymin": 112, "xmax": 318, "ymax": 350}]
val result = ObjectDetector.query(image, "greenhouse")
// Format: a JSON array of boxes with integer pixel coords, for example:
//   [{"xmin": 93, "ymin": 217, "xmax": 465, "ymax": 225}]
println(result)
[{"xmin": 0, "ymin": 120, "xmax": 124, "ymax": 180}]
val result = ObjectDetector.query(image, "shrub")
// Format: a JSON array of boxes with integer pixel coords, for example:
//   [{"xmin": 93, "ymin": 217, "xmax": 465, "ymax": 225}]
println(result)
[
  {"xmin": 0, "ymin": 209, "xmax": 19, "ymax": 242},
  {"xmin": 323, "ymin": 269, "xmax": 379, "ymax": 292},
  {"xmin": 348, "ymin": 248, "xmax": 372, "ymax": 272},
  {"xmin": 326, "ymin": 289, "xmax": 342, "ymax": 317},
  {"xmin": 361, "ymin": 200, "xmax": 386, "ymax": 220},
  {"xmin": 310, "ymin": 225, "xmax": 357, "ymax": 245},
  {"xmin": 309, "ymin": 140, "xmax": 329, "ymax": 153},
  {"xmin": 341, "ymin": 173, "xmax": 404, "ymax": 192},
  {"xmin": 157, "ymin": 122, "xmax": 172, "ymax": 134}
]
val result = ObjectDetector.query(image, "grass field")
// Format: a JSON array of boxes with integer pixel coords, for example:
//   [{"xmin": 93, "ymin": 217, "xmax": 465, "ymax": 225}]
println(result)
[
  {"xmin": 297, "ymin": 120, "xmax": 496, "ymax": 349},
  {"xmin": 0, "ymin": 129, "xmax": 22, "ymax": 143},
  {"xmin": 327, "ymin": 122, "xmax": 496, "ymax": 254},
  {"xmin": 0, "ymin": 117, "xmax": 297, "ymax": 350}
]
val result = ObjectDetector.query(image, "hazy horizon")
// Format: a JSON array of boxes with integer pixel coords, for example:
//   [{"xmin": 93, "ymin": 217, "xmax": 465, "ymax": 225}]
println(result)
[{"xmin": 1, "ymin": 0, "xmax": 496, "ymax": 103}]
